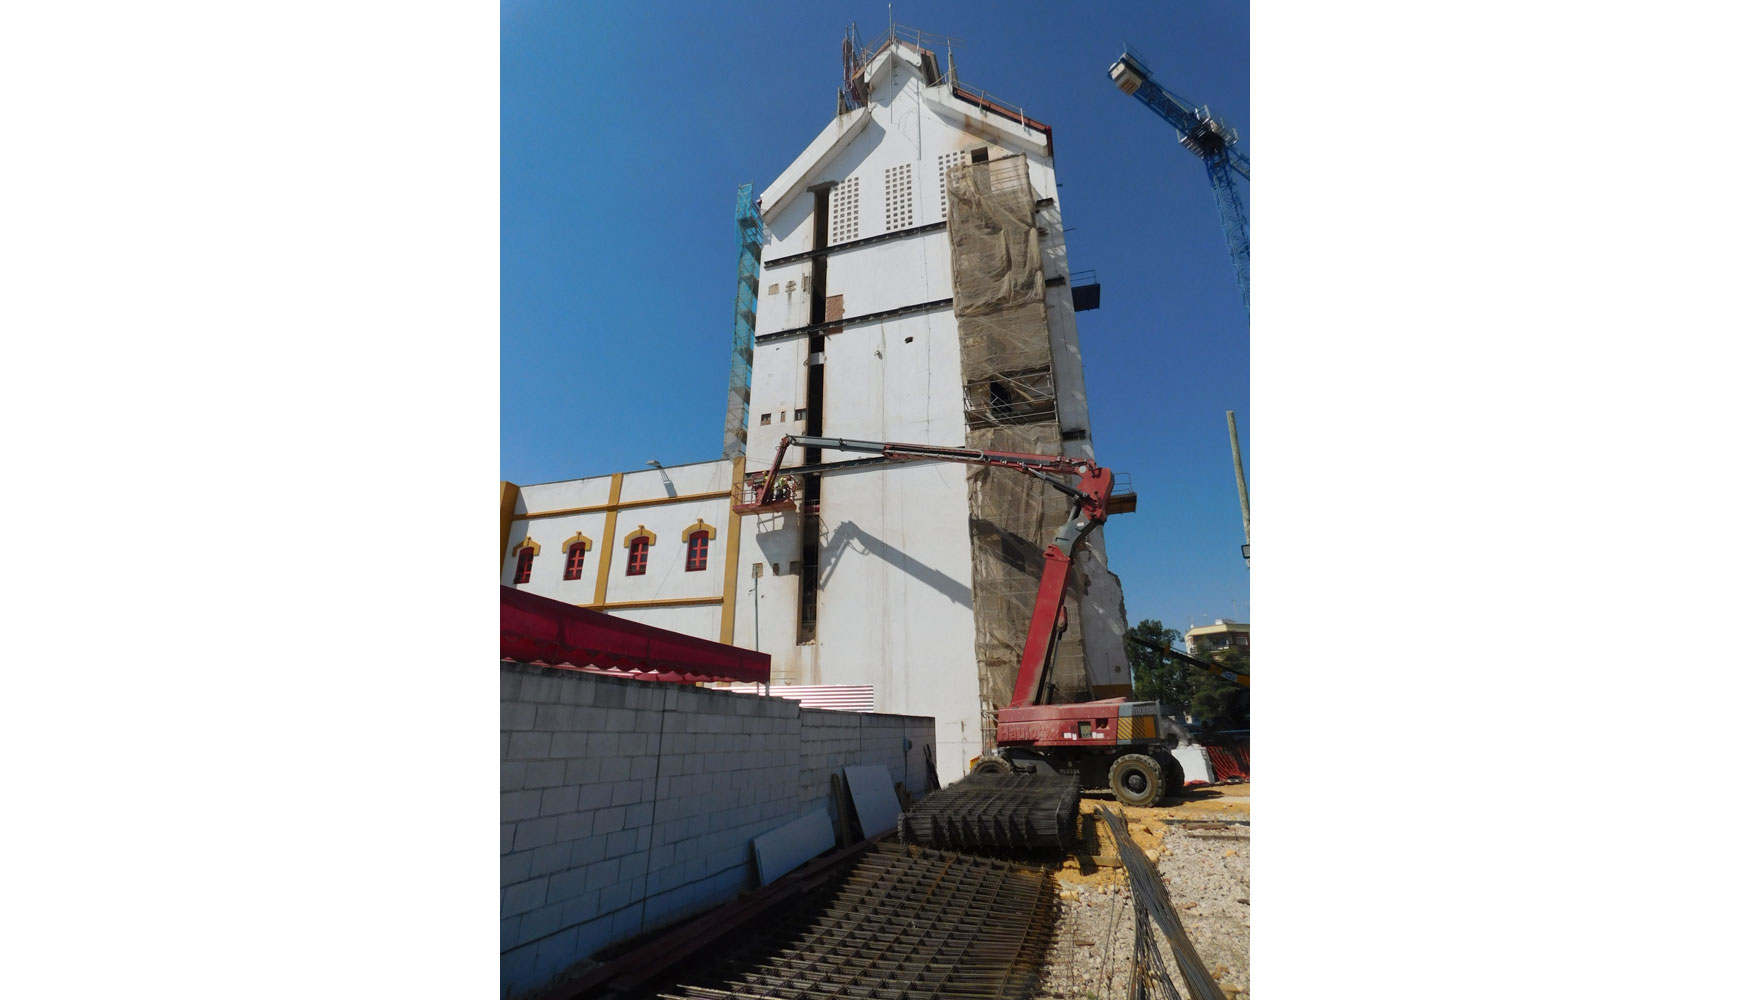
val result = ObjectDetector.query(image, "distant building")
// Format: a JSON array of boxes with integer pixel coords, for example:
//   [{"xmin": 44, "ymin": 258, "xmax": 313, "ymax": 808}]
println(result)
[{"xmin": 1185, "ymin": 620, "xmax": 1249, "ymax": 660}]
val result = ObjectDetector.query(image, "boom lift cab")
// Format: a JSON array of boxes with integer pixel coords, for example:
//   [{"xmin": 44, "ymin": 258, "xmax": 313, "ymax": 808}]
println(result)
[{"xmin": 736, "ymin": 434, "xmax": 1190, "ymax": 806}]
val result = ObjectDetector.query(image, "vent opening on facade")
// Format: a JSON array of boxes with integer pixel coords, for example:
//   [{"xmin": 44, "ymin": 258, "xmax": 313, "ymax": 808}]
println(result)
[
  {"xmin": 829, "ymin": 177, "xmax": 860, "ymax": 244},
  {"xmin": 884, "ymin": 163, "xmax": 914, "ymax": 232}
]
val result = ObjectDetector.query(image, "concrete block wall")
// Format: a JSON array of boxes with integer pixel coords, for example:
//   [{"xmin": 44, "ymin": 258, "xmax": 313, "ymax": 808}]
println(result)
[{"xmin": 501, "ymin": 663, "xmax": 934, "ymax": 999}]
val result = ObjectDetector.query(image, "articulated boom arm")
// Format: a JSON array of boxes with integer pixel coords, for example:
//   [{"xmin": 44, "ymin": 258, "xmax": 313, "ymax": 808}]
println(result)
[{"xmin": 739, "ymin": 434, "xmax": 1129, "ymax": 711}]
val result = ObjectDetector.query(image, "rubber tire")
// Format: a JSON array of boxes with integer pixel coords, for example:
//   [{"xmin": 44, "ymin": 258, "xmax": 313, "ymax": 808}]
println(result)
[
  {"xmin": 1155, "ymin": 754, "xmax": 1186, "ymax": 802},
  {"xmin": 973, "ymin": 757, "xmax": 1014, "ymax": 775},
  {"xmin": 1110, "ymin": 753, "xmax": 1164, "ymax": 807}
]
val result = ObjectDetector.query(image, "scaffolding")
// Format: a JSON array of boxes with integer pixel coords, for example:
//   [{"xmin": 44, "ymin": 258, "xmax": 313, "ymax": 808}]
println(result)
[
  {"xmin": 946, "ymin": 153, "xmax": 1091, "ymax": 737},
  {"xmin": 722, "ymin": 183, "xmax": 765, "ymax": 459}
]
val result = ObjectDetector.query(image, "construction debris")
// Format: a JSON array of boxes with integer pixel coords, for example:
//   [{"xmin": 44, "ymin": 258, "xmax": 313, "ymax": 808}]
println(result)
[{"xmin": 897, "ymin": 771, "xmax": 1081, "ymax": 854}]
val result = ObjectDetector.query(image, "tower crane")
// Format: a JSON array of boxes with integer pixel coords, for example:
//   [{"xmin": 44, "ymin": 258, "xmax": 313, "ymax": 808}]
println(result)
[{"xmin": 1108, "ymin": 50, "xmax": 1250, "ymax": 312}]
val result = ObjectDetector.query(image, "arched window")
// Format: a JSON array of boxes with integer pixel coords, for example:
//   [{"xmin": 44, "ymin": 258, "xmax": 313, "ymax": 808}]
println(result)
[
  {"xmin": 685, "ymin": 530, "xmax": 710, "ymax": 572},
  {"xmin": 514, "ymin": 547, "xmax": 535, "ymax": 584},
  {"xmin": 625, "ymin": 537, "xmax": 649, "ymax": 576},
  {"xmin": 563, "ymin": 543, "xmax": 588, "ymax": 581}
]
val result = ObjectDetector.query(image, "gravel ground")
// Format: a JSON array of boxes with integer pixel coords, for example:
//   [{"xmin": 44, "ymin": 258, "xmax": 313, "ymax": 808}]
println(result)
[{"xmin": 1036, "ymin": 784, "xmax": 1250, "ymax": 999}]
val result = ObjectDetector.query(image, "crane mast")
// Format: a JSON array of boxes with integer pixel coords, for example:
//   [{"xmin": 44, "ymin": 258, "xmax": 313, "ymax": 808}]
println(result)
[{"xmin": 1108, "ymin": 50, "xmax": 1250, "ymax": 312}]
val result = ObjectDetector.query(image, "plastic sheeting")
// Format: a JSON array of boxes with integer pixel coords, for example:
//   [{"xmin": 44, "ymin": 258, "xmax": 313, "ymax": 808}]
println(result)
[{"xmin": 946, "ymin": 155, "xmax": 1091, "ymax": 742}]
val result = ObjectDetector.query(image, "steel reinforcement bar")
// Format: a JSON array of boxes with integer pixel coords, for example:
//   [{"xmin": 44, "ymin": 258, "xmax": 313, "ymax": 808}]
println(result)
[
  {"xmin": 641, "ymin": 843, "xmax": 1057, "ymax": 1000},
  {"xmin": 898, "ymin": 772, "xmax": 1081, "ymax": 854}
]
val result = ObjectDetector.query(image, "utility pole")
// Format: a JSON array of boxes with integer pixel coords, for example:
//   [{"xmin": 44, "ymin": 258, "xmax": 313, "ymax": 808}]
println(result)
[{"xmin": 1227, "ymin": 410, "xmax": 1250, "ymax": 567}]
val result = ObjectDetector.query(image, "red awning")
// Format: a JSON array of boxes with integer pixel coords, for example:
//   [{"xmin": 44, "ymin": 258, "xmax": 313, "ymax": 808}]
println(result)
[{"xmin": 500, "ymin": 586, "xmax": 770, "ymax": 685}]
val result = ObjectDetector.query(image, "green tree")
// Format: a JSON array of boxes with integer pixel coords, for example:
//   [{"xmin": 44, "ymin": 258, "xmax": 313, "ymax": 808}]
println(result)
[
  {"xmin": 1188, "ymin": 645, "xmax": 1250, "ymax": 731},
  {"xmin": 1126, "ymin": 619, "xmax": 1192, "ymax": 712}
]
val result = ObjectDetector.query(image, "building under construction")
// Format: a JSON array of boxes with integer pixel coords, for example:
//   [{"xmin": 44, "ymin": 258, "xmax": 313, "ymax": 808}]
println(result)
[{"xmin": 501, "ymin": 27, "xmax": 1129, "ymax": 779}]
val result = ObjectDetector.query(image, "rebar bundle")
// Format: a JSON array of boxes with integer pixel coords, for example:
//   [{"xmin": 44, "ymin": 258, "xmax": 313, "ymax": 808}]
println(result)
[
  {"xmin": 643, "ymin": 843, "xmax": 1057, "ymax": 1000},
  {"xmin": 1096, "ymin": 806, "xmax": 1224, "ymax": 1000},
  {"xmin": 898, "ymin": 771, "xmax": 1081, "ymax": 854}
]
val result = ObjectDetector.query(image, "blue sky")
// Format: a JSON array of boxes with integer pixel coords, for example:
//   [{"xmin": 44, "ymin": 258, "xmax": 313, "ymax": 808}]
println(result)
[{"xmin": 502, "ymin": 0, "xmax": 1250, "ymax": 638}]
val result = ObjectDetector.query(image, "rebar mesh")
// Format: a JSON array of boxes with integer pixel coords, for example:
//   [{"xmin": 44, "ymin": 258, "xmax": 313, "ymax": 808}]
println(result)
[
  {"xmin": 898, "ymin": 772, "xmax": 1081, "ymax": 854},
  {"xmin": 641, "ymin": 843, "xmax": 1058, "ymax": 1000}
]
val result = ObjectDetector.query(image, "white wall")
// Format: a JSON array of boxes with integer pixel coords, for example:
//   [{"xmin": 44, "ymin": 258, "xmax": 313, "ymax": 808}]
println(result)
[
  {"xmin": 501, "ymin": 663, "xmax": 935, "ymax": 999},
  {"xmin": 503, "ymin": 461, "xmax": 736, "ymax": 637}
]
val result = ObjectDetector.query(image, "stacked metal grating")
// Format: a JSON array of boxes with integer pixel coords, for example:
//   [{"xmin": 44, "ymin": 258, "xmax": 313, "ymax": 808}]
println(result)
[
  {"xmin": 898, "ymin": 771, "xmax": 1081, "ymax": 853},
  {"xmin": 639, "ymin": 843, "xmax": 1057, "ymax": 1000}
]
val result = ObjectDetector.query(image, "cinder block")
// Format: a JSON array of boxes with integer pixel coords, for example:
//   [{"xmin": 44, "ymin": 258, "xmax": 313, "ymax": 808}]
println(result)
[
  {"xmin": 525, "ymin": 759, "xmax": 565, "ymax": 789},
  {"xmin": 556, "ymin": 811, "xmax": 594, "ymax": 842},
  {"xmin": 529, "ymin": 841, "xmax": 572, "ymax": 877},
  {"xmin": 604, "ymin": 828, "xmax": 638, "ymax": 858},
  {"xmin": 547, "ymin": 865, "xmax": 590, "ymax": 903},
  {"xmin": 502, "ymin": 876, "xmax": 548, "ymax": 916},
  {"xmin": 564, "ymin": 757, "xmax": 602, "ymax": 786},
  {"xmin": 625, "ymin": 801, "xmax": 654, "ymax": 828},
  {"xmin": 502, "ymin": 850, "xmax": 533, "ymax": 886},
  {"xmin": 535, "ymin": 704, "xmax": 574, "ymax": 731},
  {"xmin": 502, "ymin": 701, "xmax": 536, "ymax": 731},
  {"xmin": 513, "ymin": 816, "xmax": 558, "ymax": 852},
  {"xmin": 550, "ymin": 732, "xmax": 591, "ymax": 758},
  {"xmin": 540, "ymin": 785, "xmax": 580, "ymax": 817},
  {"xmin": 604, "ymin": 709, "xmax": 636, "ymax": 732},
  {"xmin": 610, "ymin": 780, "xmax": 644, "ymax": 807},
  {"xmin": 576, "ymin": 782, "xmax": 612, "ymax": 811},
  {"xmin": 617, "ymin": 732, "xmax": 647, "ymax": 755},
  {"xmin": 585, "ymin": 857, "xmax": 620, "ymax": 892},
  {"xmin": 593, "ymin": 680, "xmax": 627, "ymax": 709},
  {"xmin": 635, "ymin": 710, "xmax": 664, "ymax": 733},
  {"xmin": 571, "ymin": 835, "xmax": 607, "ymax": 869},
  {"xmin": 599, "ymin": 757, "xmax": 632, "ymax": 783},
  {"xmin": 618, "ymin": 850, "xmax": 649, "ymax": 878},
  {"xmin": 561, "ymin": 890, "xmax": 602, "ymax": 928},
  {"xmin": 586, "ymin": 731, "xmax": 620, "ymax": 756},
  {"xmin": 502, "ymin": 822, "xmax": 516, "ymax": 855},
  {"xmin": 593, "ymin": 806, "xmax": 627, "ymax": 836},
  {"xmin": 502, "ymin": 789, "xmax": 542, "ymax": 823},
  {"xmin": 501, "ymin": 761, "xmax": 527, "ymax": 792},
  {"xmin": 501, "ymin": 914, "xmax": 521, "ymax": 951},
  {"xmin": 501, "ymin": 671, "xmax": 523, "ymax": 702},
  {"xmin": 518, "ymin": 901, "xmax": 564, "ymax": 946},
  {"xmin": 598, "ymin": 878, "xmax": 633, "ymax": 914},
  {"xmin": 507, "ymin": 732, "xmax": 551, "ymax": 760}
]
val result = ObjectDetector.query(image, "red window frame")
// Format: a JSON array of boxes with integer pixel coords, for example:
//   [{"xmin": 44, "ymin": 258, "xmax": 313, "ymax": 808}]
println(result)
[
  {"xmin": 685, "ymin": 530, "xmax": 710, "ymax": 572},
  {"xmin": 513, "ymin": 547, "xmax": 534, "ymax": 585},
  {"xmin": 563, "ymin": 543, "xmax": 587, "ymax": 581},
  {"xmin": 626, "ymin": 537, "xmax": 649, "ymax": 576}
]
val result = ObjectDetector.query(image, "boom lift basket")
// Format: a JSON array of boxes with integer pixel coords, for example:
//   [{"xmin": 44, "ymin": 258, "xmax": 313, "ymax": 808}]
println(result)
[{"xmin": 730, "ymin": 474, "xmax": 799, "ymax": 515}]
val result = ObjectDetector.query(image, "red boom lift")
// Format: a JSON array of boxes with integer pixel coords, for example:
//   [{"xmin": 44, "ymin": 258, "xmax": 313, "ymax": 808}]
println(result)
[{"xmin": 735, "ymin": 435, "xmax": 1190, "ymax": 806}]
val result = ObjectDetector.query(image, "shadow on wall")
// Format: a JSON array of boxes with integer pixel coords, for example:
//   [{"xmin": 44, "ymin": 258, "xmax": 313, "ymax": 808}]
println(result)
[{"xmin": 816, "ymin": 518, "xmax": 972, "ymax": 609}]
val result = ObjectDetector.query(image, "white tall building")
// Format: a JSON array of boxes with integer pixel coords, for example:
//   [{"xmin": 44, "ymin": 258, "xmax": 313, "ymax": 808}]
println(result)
[{"xmin": 503, "ymin": 32, "xmax": 1132, "ymax": 777}]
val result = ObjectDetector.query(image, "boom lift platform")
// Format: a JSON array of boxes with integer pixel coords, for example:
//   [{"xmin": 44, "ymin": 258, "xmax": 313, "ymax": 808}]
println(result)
[{"xmin": 734, "ymin": 434, "xmax": 1190, "ymax": 805}]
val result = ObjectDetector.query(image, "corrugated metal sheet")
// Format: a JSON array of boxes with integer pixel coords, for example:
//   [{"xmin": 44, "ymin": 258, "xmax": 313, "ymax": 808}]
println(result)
[{"xmin": 722, "ymin": 683, "xmax": 876, "ymax": 713}]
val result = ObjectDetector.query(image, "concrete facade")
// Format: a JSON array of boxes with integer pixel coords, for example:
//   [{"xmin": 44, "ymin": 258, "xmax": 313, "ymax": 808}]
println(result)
[
  {"xmin": 500, "ymin": 36, "xmax": 1133, "ymax": 785},
  {"xmin": 500, "ymin": 662, "xmax": 933, "ymax": 999},
  {"xmin": 501, "ymin": 459, "xmax": 741, "ymax": 642},
  {"xmin": 735, "ymin": 41, "xmax": 1130, "ymax": 776}
]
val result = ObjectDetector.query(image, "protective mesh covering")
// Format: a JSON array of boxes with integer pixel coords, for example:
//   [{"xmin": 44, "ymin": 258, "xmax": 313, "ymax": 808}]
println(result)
[{"xmin": 947, "ymin": 155, "xmax": 1091, "ymax": 745}]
